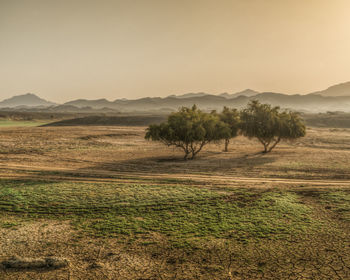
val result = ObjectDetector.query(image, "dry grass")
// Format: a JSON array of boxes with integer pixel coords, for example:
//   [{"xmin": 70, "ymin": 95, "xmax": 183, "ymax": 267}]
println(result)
[{"xmin": 1, "ymin": 126, "xmax": 350, "ymax": 180}]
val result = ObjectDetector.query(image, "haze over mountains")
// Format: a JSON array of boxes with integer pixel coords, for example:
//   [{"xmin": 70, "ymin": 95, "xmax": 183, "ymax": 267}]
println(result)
[{"xmin": 2, "ymin": 82, "xmax": 350, "ymax": 113}]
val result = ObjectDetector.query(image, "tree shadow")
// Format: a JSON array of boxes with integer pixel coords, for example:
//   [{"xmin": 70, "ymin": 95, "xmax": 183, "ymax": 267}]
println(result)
[{"xmin": 75, "ymin": 151, "xmax": 277, "ymax": 176}]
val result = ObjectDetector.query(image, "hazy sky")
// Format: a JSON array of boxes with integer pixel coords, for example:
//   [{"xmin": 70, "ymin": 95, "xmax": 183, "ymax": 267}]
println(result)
[{"xmin": 1, "ymin": 0, "xmax": 350, "ymax": 102}]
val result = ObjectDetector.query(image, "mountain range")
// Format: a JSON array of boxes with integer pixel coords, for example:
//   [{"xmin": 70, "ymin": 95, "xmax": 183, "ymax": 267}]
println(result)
[{"xmin": 2, "ymin": 82, "xmax": 350, "ymax": 113}]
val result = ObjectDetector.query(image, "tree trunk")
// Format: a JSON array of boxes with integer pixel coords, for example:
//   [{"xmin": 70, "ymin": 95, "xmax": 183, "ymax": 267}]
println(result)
[
  {"xmin": 262, "ymin": 143, "xmax": 268, "ymax": 153},
  {"xmin": 224, "ymin": 139, "xmax": 229, "ymax": 152},
  {"xmin": 258, "ymin": 138, "xmax": 270, "ymax": 153},
  {"xmin": 182, "ymin": 144, "xmax": 190, "ymax": 160},
  {"xmin": 189, "ymin": 141, "xmax": 206, "ymax": 159},
  {"xmin": 267, "ymin": 137, "xmax": 281, "ymax": 153}
]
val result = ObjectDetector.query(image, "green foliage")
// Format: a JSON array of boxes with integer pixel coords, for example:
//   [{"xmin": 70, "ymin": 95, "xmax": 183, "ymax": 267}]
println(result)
[
  {"xmin": 145, "ymin": 105, "xmax": 230, "ymax": 159},
  {"xmin": 240, "ymin": 100, "xmax": 306, "ymax": 153},
  {"xmin": 146, "ymin": 102, "xmax": 305, "ymax": 157},
  {"xmin": 218, "ymin": 107, "xmax": 240, "ymax": 151}
]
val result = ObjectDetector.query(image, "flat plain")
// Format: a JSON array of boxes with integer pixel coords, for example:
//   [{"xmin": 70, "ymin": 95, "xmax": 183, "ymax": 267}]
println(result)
[{"xmin": 0, "ymin": 124, "xmax": 349, "ymax": 279}]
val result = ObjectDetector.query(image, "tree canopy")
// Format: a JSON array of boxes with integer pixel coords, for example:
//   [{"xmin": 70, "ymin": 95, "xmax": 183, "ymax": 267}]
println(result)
[
  {"xmin": 145, "ymin": 105, "xmax": 230, "ymax": 159},
  {"xmin": 240, "ymin": 100, "xmax": 306, "ymax": 153},
  {"xmin": 146, "ymin": 102, "xmax": 306, "ymax": 159},
  {"xmin": 218, "ymin": 106, "xmax": 240, "ymax": 152}
]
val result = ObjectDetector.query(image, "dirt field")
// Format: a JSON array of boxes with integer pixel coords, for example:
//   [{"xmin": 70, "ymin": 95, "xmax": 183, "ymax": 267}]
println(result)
[{"xmin": 0, "ymin": 125, "xmax": 349, "ymax": 279}]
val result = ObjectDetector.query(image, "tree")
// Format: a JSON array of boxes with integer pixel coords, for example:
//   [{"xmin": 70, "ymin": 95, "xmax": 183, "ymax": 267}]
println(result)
[
  {"xmin": 218, "ymin": 107, "xmax": 240, "ymax": 152},
  {"xmin": 240, "ymin": 100, "xmax": 306, "ymax": 153},
  {"xmin": 145, "ymin": 105, "xmax": 230, "ymax": 159}
]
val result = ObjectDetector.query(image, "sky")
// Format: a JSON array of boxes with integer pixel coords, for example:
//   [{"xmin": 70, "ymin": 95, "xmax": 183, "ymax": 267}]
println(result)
[{"xmin": 1, "ymin": 0, "xmax": 350, "ymax": 103}]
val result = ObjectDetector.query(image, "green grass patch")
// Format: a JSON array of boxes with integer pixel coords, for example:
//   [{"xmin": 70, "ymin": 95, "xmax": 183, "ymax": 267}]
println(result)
[
  {"xmin": 0, "ymin": 221, "xmax": 20, "ymax": 229},
  {"xmin": 0, "ymin": 180, "xmax": 317, "ymax": 244},
  {"xmin": 318, "ymin": 190, "xmax": 350, "ymax": 221},
  {"xmin": 0, "ymin": 120, "xmax": 48, "ymax": 127}
]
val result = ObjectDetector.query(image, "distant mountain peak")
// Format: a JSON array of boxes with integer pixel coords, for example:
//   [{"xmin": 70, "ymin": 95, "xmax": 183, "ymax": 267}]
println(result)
[
  {"xmin": 311, "ymin": 81, "xmax": 350, "ymax": 97},
  {"xmin": 326, "ymin": 81, "xmax": 350, "ymax": 89},
  {"xmin": 0, "ymin": 93, "xmax": 56, "ymax": 108}
]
